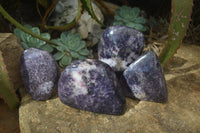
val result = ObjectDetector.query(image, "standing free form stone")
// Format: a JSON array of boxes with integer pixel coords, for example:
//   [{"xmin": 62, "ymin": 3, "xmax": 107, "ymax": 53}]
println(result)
[
  {"xmin": 20, "ymin": 48, "xmax": 59, "ymax": 100},
  {"xmin": 98, "ymin": 25, "xmax": 144, "ymax": 72},
  {"xmin": 58, "ymin": 59, "xmax": 126, "ymax": 115},
  {"xmin": 123, "ymin": 51, "xmax": 168, "ymax": 103}
]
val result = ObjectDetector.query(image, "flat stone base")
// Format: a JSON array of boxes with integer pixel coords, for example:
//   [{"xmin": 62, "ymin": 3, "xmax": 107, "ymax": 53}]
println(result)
[{"xmin": 19, "ymin": 44, "xmax": 200, "ymax": 133}]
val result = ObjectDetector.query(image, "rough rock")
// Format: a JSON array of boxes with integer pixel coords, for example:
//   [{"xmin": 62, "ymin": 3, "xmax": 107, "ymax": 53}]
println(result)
[
  {"xmin": 20, "ymin": 48, "xmax": 59, "ymax": 100},
  {"xmin": 0, "ymin": 33, "xmax": 24, "ymax": 91},
  {"xmin": 123, "ymin": 51, "xmax": 168, "ymax": 102},
  {"xmin": 58, "ymin": 59, "xmax": 126, "ymax": 115},
  {"xmin": 98, "ymin": 26, "xmax": 144, "ymax": 72},
  {"xmin": 19, "ymin": 44, "xmax": 200, "ymax": 133}
]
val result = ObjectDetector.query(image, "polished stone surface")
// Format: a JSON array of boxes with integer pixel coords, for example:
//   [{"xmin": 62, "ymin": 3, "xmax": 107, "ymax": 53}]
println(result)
[
  {"xmin": 123, "ymin": 51, "xmax": 168, "ymax": 102},
  {"xmin": 98, "ymin": 25, "xmax": 144, "ymax": 72},
  {"xmin": 20, "ymin": 48, "xmax": 59, "ymax": 101},
  {"xmin": 58, "ymin": 59, "xmax": 126, "ymax": 115}
]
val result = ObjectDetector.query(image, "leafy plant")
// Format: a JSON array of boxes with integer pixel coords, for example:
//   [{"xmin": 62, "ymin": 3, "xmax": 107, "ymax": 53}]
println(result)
[
  {"xmin": 52, "ymin": 32, "xmax": 90, "ymax": 67},
  {"xmin": 14, "ymin": 25, "xmax": 54, "ymax": 53},
  {"xmin": 43, "ymin": 0, "xmax": 104, "ymax": 30},
  {"xmin": 113, "ymin": 6, "xmax": 146, "ymax": 32},
  {"xmin": 159, "ymin": 0, "xmax": 194, "ymax": 66},
  {"xmin": 0, "ymin": 51, "xmax": 19, "ymax": 109}
]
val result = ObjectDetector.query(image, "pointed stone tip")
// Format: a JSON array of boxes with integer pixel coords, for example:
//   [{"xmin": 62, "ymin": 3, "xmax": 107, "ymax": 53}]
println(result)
[
  {"xmin": 98, "ymin": 25, "xmax": 144, "ymax": 72},
  {"xmin": 123, "ymin": 51, "xmax": 168, "ymax": 103}
]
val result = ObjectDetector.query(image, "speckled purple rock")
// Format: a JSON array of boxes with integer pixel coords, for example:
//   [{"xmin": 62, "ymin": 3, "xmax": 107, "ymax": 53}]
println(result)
[
  {"xmin": 98, "ymin": 25, "xmax": 144, "ymax": 72},
  {"xmin": 123, "ymin": 51, "xmax": 168, "ymax": 103},
  {"xmin": 20, "ymin": 48, "xmax": 59, "ymax": 100},
  {"xmin": 58, "ymin": 59, "xmax": 126, "ymax": 115},
  {"xmin": 116, "ymin": 72, "xmax": 136, "ymax": 99}
]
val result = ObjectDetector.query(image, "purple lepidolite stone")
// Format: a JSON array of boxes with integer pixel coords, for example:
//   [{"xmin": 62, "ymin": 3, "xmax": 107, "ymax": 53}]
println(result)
[
  {"xmin": 123, "ymin": 51, "xmax": 168, "ymax": 103},
  {"xmin": 98, "ymin": 25, "xmax": 144, "ymax": 72},
  {"xmin": 20, "ymin": 48, "xmax": 59, "ymax": 100},
  {"xmin": 58, "ymin": 59, "xmax": 126, "ymax": 115}
]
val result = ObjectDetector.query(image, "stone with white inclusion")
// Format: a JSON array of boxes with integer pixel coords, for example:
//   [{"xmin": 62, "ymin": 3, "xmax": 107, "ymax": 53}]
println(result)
[
  {"xmin": 123, "ymin": 51, "xmax": 168, "ymax": 103},
  {"xmin": 58, "ymin": 59, "xmax": 126, "ymax": 115},
  {"xmin": 20, "ymin": 48, "xmax": 59, "ymax": 100},
  {"xmin": 98, "ymin": 25, "xmax": 144, "ymax": 72}
]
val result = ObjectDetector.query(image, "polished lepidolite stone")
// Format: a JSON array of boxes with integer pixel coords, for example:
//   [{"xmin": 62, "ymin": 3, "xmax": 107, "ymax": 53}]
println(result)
[
  {"xmin": 98, "ymin": 25, "xmax": 144, "ymax": 72},
  {"xmin": 116, "ymin": 72, "xmax": 136, "ymax": 99},
  {"xmin": 123, "ymin": 51, "xmax": 168, "ymax": 103},
  {"xmin": 20, "ymin": 48, "xmax": 59, "ymax": 100},
  {"xmin": 58, "ymin": 59, "xmax": 126, "ymax": 115}
]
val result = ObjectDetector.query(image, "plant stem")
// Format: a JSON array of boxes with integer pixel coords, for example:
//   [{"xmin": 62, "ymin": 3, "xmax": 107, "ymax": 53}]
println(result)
[{"xmin": 0, "ymin": 5, "xmax": 58, "ymax": 46}]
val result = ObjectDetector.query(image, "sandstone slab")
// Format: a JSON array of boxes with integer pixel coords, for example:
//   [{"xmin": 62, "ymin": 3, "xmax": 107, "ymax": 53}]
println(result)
[{"xmin": 19, "ymin": 44, "xmax": 200, "ymax": 133}]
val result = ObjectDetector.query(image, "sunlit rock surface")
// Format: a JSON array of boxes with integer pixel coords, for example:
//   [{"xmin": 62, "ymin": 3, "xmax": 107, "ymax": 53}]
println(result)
[
  {"xmin": 98, "ymin": 25, "xmax": 144, "ymax": 72},
  {"xmin": 19, "ymin": 44, "xmax": 200, "ymax": 133},
  {"xmin": 123, "ymin": 51, "xmax": 168, "ymax": 102},
  {"xmin": 58, "ymin": 59, "xmax": 126, "ymax": 115},
  {"xmin": 20, "ymin": 48, "xmax": 59, "ymax": 100}
]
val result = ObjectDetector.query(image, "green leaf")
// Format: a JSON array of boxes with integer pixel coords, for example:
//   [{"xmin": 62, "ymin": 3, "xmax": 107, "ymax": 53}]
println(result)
[
  {"xmin": 40, "ymin": 44, "xmax": 54, "ymax": 53},
  {"xmin": 54, "ymin": 46, "xmax": 65, "ymax": 52},
  {"xmin": 29, "ymin": 37, "xmax": 39, "ymax": 44},
  {"xmin": 51, "ymin": 39, "xmax": 64, "ymax": 46},
  {"xmin": 61, "ymin": 32, "xmax": 68, "ymax": 43},
  {"xmin": 70, "ymin": 51, "xmax": 79, "ymax": 58},
  {"xmin": 134, "ymin": 17, "xmax": 146, "ymax": 24},
  {"xmin": 14, "ymin": 28, "xmax": 22, "ymax": 38},
  {"xmin": 40, "ymin": 33, "xmax": 51, "ymax": 40},
  {"xmin": 29, "ymin": 42, "xmax": 39, "ymax": 48},
  {"xmin": 78, "ymin": 55, "xmax": 87, "ymax": 60},
  {"xmin": 78, "ymin": 49, "xmax": 89, "ymax": 56},
  {"xmin": 20, "ymin": 32, "xmax": 30, "ymax": 42},
  {"xmin": 21, "ymin": 42, "xmax": 29, "ymax": 49},
  {"xmin": 132, "ymin": 7, "xmax": 140, "ymax": 17},
  {"xmin": 68, "ymin": 42, "xmax": 80, "ymax": 51},
  {"xmin": 31, "ymin": 27, "xmax": 40, "ymax": 35},
  {"xmin": 59, "ymin": 60, "xmax": 64, "ymax": 68},
  {"xmin": 159, "ymin": 0, "xmax": 193, "ymax": 66},
  {"xmin": 61, "ymin": 55, "xmax": 72, "ymax": 66},
  {"xmin": 113, "ymin": 21, "xmax": 124, "ymax": 26},
  {"xmin": 75, "ymin": 41, "xmax": 86, "ymax": 52},
  {"xmin": 53, "ymin": 52, "xmax": 65, "ymax": 60},
  {"xmin": 126, "ymin": 23, "xmax": 145, "ymax": 31},
  {"xmin": 114, "ymin": 15, "xmax": 124, "ymax": 22}
]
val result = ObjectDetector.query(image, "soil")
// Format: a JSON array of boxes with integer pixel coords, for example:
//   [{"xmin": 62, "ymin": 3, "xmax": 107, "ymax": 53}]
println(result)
[{"xmin": 0, "ymin": 99, "xmax": 20, "ymax": 133}]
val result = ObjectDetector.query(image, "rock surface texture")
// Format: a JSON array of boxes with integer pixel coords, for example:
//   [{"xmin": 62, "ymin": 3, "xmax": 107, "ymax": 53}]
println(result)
[
  {"xmin": 0, "ymin": 33, "xmax": 24, "ymax": 90},
  {"xmin": 98, "ymin": 26, "xmax": 144, "ymax": 72},
  {"xmin": 19, "ymin": 44, "xmax": 200, "ymax": 133},
  {"xmin": 58, "ymin": 59, "xmax": 126, "ymax": 115},
  {"xmin": 123, "ymin": 51, "xmax": 168, "ymax": 102},
  {"xmin": 20, "ymin": 48, "xmax": 59, "ymax": 100}
]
